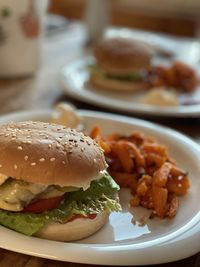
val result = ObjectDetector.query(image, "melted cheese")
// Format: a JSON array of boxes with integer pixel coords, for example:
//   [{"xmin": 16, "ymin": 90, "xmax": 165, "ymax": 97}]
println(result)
[
  {"xmin": 0, "ymin": 174, "xmax": 8, "ymax": 186},
  {"xmin": 0, "ymin": 179, "xmax": 48, "ymax": 211},
  {"xmin": 38, "ymin": 186, "xmax": 65, "ymax": 199}
]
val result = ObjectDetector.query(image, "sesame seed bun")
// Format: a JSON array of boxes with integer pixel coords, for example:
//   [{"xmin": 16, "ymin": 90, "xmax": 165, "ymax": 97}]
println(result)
[
  {"xmin": 0, "ymin": 121, "xmax": 107, "ymax": 188},
  {"xmin": 94, "ymin": 37, "xmax": 153, "ymax": 76},
  {"xmin": 36, "ymin": 211, "xmax": 108, "ymax": 241},
  {"xmin": 90, "ymin": 74, "xmax": 147, "ymax": 92}
]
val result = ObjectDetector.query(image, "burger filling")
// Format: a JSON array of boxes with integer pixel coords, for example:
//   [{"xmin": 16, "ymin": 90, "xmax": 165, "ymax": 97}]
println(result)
[
  {"xmin": 88, "ymin": 64, "xmax": 145, "ymax": 82},
  {"xmin": 0, "ymin": 171, "xmax": 121, "ymax": 236}
]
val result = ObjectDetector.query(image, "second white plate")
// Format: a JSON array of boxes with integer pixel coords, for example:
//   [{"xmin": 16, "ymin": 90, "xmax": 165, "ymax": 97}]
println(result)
[{"xmin": 61, "ymin": 56, "xmax": 200, "ymax": 117}]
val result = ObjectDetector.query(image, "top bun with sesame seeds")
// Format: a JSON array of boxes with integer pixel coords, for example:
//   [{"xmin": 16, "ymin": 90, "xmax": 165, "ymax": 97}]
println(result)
[{"xmin": 0, "ymin": 121, "xmax": 107, "ymax": 189}]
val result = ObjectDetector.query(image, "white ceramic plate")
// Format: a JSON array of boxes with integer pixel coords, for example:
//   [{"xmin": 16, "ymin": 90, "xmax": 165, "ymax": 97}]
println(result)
[
  {"xmin": 0, "ymin": 109, "xmax": 200, "ymax": 265},
  {"xmin": 61, "ymin": 56, "xmax": 200, "ymax": 117}
]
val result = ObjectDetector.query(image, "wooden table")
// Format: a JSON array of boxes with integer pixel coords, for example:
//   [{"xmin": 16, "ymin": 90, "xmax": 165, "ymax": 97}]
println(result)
[{"xmin": 0, "ymin": 23, "xmax": 199, "ymax": 267}]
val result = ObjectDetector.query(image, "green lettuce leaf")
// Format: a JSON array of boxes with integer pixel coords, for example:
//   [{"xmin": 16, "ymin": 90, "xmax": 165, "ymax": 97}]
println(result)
[
  {"xmin": 88, "ymin": 64, "xmax": 144, "ymax": 81},
  {"xmin": 67, "ymin": 171, "xmax": 120, "ymax": 201},
  {"xmin": 0, "ymin": 173, "xmax": 121, "ymax": 236},
  {"xmin": 106, "ymin": 73, "xmax": 144, "ymax": 81}
]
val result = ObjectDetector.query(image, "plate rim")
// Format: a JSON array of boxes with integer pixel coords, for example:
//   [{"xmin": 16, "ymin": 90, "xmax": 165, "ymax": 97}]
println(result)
[
  {"xmin": 0, "ymin": 109, "xmax": 200, "ymax": 265},
  {"xmin": 60, "ymin": 56, "xmax": 200, "ymax": 118}
]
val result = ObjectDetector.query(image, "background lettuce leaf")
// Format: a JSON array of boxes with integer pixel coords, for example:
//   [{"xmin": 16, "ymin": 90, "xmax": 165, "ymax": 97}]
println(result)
[{"xmin": 88, "ymin": 64, "xmax": 144, "ymax": 81}]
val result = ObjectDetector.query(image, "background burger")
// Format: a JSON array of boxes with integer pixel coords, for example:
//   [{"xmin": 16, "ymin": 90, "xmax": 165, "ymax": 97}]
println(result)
[
  {"xmin": 89, "ymin": 37, "xmax": 153, "ymax": 92},
  {"xmin": 0, "ymin": 121, "xmax": 121, "ymax": 241}
]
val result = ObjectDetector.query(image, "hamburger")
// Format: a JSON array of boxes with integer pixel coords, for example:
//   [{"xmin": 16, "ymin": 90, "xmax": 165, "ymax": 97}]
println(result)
[
  {"xmin": 89, "ymin": 37, "xmax": 153, "ymax": 92},
  {"xmin": 0, "ymin": 121, "xmax": 121, "ymax": 241}
]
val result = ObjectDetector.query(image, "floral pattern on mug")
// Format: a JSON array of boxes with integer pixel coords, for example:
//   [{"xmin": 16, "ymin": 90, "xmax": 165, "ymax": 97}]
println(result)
[
  {"xmin": 0, "ymin": 7, "xmax": 11, "ymax": 45},
  {"xmin": 20, "ymin": 0, "xmax": 40, "ymax": 38}
]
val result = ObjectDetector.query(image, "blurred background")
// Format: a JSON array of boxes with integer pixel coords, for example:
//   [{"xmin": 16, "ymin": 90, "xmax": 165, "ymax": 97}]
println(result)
[
  {"xmin": 0, "ymin": 0, "xmax": 200, "ymax": 115},
  {"xmin": 49, "ymin": 0, "xmax": 200, "ymax": 37}
]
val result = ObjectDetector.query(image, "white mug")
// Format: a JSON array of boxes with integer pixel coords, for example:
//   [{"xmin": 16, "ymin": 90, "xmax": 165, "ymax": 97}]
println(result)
[{"xmin": 0, "ymin": 0, "xmax": 47, "ymax": 78}]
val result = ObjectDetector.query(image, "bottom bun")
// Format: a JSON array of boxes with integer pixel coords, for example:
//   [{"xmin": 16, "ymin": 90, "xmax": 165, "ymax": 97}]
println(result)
[
  {"xmin": 90, "ymin": 74, "xmax": 146, "ymax": 92},
  {"xmin": 35, "ymin": 212, "xmax": 109, "ymax": 241}
]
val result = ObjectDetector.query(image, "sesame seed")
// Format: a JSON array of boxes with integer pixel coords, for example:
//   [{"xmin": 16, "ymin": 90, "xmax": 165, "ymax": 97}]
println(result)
[
  {"xmin": 27, "ymin": 140, "xmax": 32, "ymax": 144},
  {"xmin": 17, "ymin": 146, "xmax": 23, "ymax": 150},
  {"xmin": 0, "ymin": 164, "xmax": 2, "ymax": 168},
  {"xmin": 27, "ymin": 135, "xmax": 31, "ymax": 138},
  {"xmin": 5, "ymin": 133, "xmax": 10, "ymax": 137},
  {"xmin": 178, "ymin": 176, "xmax": 183, "ymax": 180},
  {"xmin": 48, "ymin": 144, "xmax": 52, "ymax": 148},
  {"xmin": 56, "ymin": 144, "xmax": 61, "ymax": 148},
  {"xmin": 62, "ymin": 161, "xmax": 66, "ymax": 165},
  {"xmin": 39, "ymin": 158, "xmax": 45, "ymax": 162},
  {"xmin": 178, "ymin": 183, "xmax": 182, "ymax": 187},
  {"xmin": 81, "ymin": 147, "xmax": 84, "ymax": 152},
  {"xmin": 24, "ymin": 155, "xmax": 28, "ymax": 161},
  {"xmin": 31, "ymin": 162, "xmax": 36, "ymax": 166},
  {"xmin": 50, "ymin": 157, "xmax": 55, "ymax": 162},
  {"xmin": 14, "ymin": 164, "xmax": 18, "ymax": 170},
  {"xmin": 94, "ymin": 159, "xmax": 97, "ymax": 163}
]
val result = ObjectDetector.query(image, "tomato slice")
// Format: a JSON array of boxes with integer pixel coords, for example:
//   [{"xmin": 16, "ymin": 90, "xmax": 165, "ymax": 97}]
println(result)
[
  {"xmin": 23, "ymin": 196, "xmax": 98, "ymax": 222},
  {"xmin": 68, "ymin": 214, "xmax": 97, "ymax": 222},
  {"xmin": 23, "ymin": 196, "xmax": 64, "ymax": 213}
]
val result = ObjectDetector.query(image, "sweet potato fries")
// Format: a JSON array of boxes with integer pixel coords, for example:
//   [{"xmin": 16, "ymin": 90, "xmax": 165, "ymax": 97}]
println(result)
[
  {"xmin": 146, "ymin": 61, "xmax": 199, "ymax": 92},
  {"xmin": 90, "ymin": 127, "xmax": 190, "ymax": 218}
]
